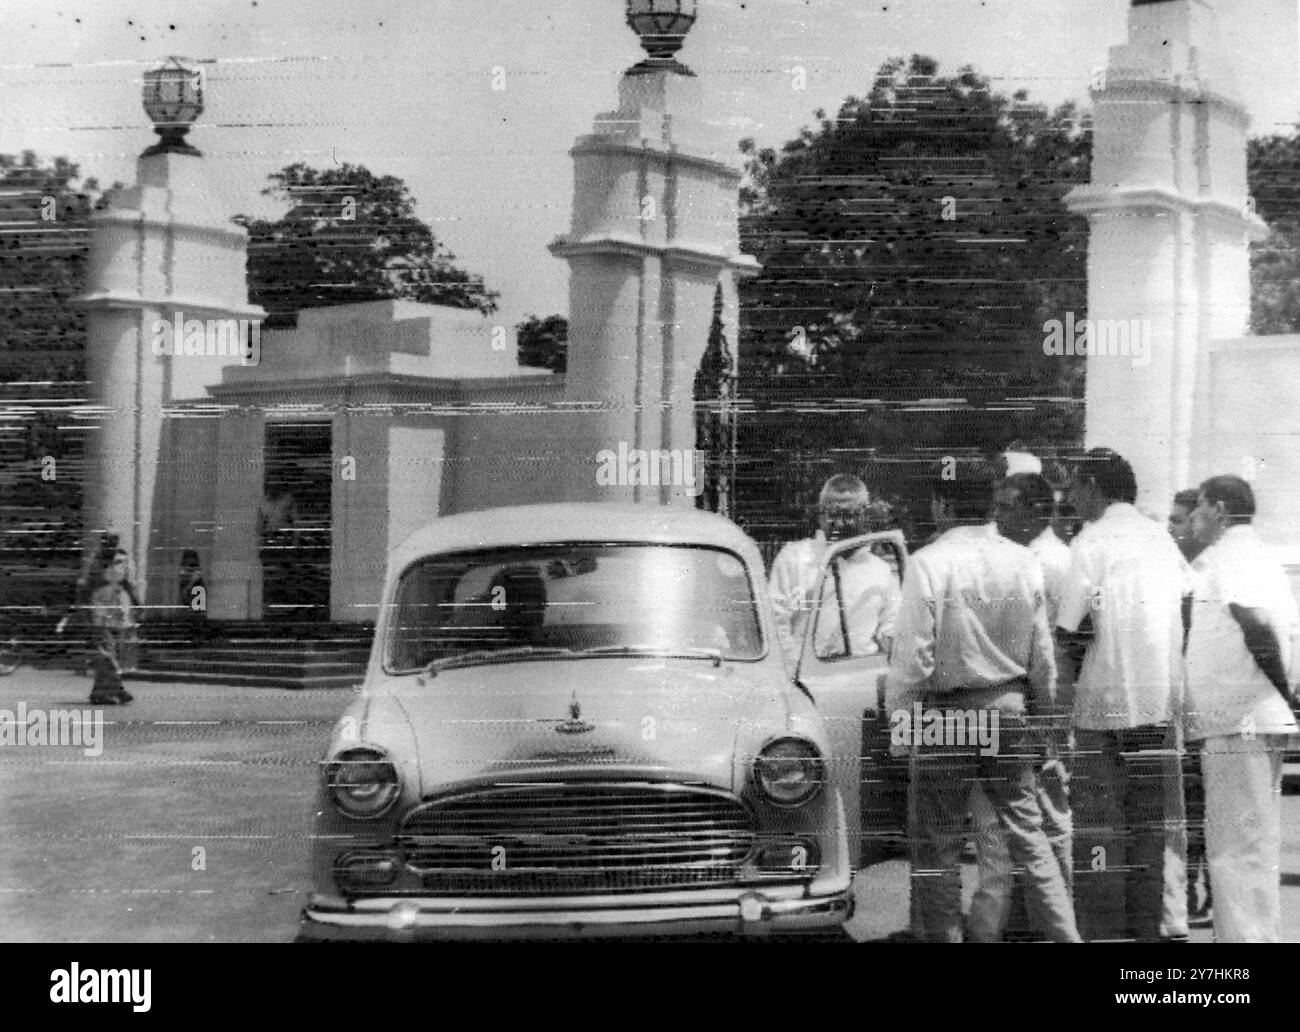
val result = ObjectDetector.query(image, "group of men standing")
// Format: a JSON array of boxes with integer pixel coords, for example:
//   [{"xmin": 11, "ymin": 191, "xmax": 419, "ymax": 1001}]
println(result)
[{"xmin": 769, "ymin": 448, "xmax": 1298, "ymax": 943}]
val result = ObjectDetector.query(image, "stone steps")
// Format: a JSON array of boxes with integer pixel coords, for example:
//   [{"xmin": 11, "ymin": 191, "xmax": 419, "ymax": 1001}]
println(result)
[
  {"xmin": 16, "ymin": 618, "xmax": 375, "ymax": 688},
  {"xmin": 133, "ymin": 621, "xmax": 373, "ymax": 690},
  {"xmin": 140, "ymin": 653, "xmax": 366, "ymax": 679}
]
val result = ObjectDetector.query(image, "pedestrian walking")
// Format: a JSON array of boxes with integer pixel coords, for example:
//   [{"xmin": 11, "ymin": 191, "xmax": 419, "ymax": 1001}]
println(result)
[
  {"xmin": 87, "ymin": 547, "xmax": 136, "ymax": 706},
  {"xmin": 65, "ymin": 533, "xmax": 139, "ymax": 676},
  {"xmin": 887, "ymin": 463, "xmax": 1079, "ymax": 942},
  {"xmin": 1185, "ymin": 475, "xmax": 1297, "ymax": 942},
  {"xmin": 1056, "ymin": 448, "xmax": 1189, "ymax": 941}
]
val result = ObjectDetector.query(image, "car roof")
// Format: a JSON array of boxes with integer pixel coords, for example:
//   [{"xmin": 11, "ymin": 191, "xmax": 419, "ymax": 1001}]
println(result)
[{"xmin": 390, "ymin": 503, "xmax": 760, "ymax": 567}]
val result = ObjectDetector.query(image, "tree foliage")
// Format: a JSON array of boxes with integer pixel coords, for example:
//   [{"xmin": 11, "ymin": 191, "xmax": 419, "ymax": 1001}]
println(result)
[
  {"xmin": 515, "ymin": 313, "xmax": 567, "ymax": 373},
  {"xmin": 0, "ymin": 150, "xmax": 103, "ymax": 386},
  {"xmin": 1248, "ymin": 132, "xmax": 1300, "ymax": 334},
  {"xmin": 0, "ymin": 151, "xmax": 109, "ymax": 574},
  {"xmin": 236, "ymin": 163, "xmax": 500, "ymax": 328},
  {"xmin": 733, "ymin": 55, "xmax": 1092, "ymax": 542}
]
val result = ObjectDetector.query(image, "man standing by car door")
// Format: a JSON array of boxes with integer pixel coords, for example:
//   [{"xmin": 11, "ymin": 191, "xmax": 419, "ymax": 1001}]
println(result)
[
  {"xmin": 1185, "ymin": 475, "xmax": 1298, "ymax": 942},
  {"xmin": 1056, "ymin": 448, "xmax": 1189, "ymax": 942},
  {"xmin": 769, "ymin": 474, "xmax": 900, "ymax": 669},
  {"xmin": 887, "ymin": 463, "xmax": 1079, "ymax": 942}
]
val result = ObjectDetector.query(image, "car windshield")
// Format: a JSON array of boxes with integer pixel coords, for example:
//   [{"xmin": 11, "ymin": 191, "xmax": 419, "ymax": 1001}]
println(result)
[{"xmin": 385, "ymin": 543, "xmax": 764, "ymax": 671}]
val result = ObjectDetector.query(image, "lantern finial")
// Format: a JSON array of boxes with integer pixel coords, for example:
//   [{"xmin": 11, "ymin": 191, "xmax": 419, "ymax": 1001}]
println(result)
[
  {"xmin": 625, "ymin": 0, "xmax": 698, "ymax": 76},
  {"xmin": 142, "ymin": 56, "xmax": 204, "ymax": 157}
]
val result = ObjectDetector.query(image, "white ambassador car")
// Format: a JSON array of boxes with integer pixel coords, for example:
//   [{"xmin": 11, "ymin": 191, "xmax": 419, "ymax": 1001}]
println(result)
[{"xmin": 298, "ymin": 504, "xmax": 906, "ymax": 940}]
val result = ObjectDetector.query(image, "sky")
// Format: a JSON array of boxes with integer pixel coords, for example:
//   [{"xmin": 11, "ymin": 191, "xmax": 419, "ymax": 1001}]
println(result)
[{"xmin": 1, "ymin": 0, "xmax": 1296, "ymax": 330}]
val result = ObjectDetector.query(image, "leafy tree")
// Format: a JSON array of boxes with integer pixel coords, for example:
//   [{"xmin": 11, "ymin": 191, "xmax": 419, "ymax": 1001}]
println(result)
[
  {"xmin": 733, "ymin": 55, "xmax": 1092, "ymax": 546},
  {"xmin": 516, "ymin": 313, "xmax": 567, "ymax": 373},
  {"xmin": 695, "ymin": 284, "xmax": 737, "ymax": 516},
  {"xmin": 0, "ymin": 151, "xmax": 109, "ymax": 578},
  {"xmin": 0, "ymin": 150, "xmax": 103, "ymax": 386},
  {"xmin": 236, "ymin": 163, "xmax": 499, "ymax": 328},
  {"xmin": 1248, "ymin": 132, "xmax": 1300, "ymax": 334}
]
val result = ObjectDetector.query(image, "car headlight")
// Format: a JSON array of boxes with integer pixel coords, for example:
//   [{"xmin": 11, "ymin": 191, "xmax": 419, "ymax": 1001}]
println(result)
[
  {"xmin": 754, "ymin": 737, "xmax": 824, "ymax": 807},
  {"xmin": 326, "ymin": 748, "xmax": 400, "ymax": 819}
]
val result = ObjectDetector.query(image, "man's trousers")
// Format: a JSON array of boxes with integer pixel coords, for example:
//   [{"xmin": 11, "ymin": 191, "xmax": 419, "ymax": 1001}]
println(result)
[
  {"xmin": 967, "ymin": 754, "xmax": 1072, "ymax": 941},
  {"xmin": 910, "ymin": 709, "xmax": 1080, "ymax": 943},
  {"xmin": 1201, "ymin": 733, "xmax": 1289, "ymax": 943},
  {"xmin": 1071, "ymin": 725, "xmax": 1187, "ymax": 941}
]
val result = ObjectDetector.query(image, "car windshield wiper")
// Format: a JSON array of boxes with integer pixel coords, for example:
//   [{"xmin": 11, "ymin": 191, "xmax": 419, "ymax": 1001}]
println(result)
[
  {"xmin": 417, "ymin": 646, "xmax": 576, "ymax": 678},
  {"xmin": 579, "ymin": 644, "xmax": 724, "ymax": 667}
]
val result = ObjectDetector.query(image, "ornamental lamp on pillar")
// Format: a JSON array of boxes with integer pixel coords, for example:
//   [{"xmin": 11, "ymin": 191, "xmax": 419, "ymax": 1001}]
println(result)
[
  {"xmin": 555, "ymin": 0, "xmax": 754, "ymax": 506},
  {"xmin": 142, "ymin": 56, "xmax": 204, "ymax": 156},
  {"xmin": 78, "ymin": 54, "xmax": 263, "ymax": 615},
  {"xmin": 625, "ymin": 0, "xmax": 698, "ymax": 75}
]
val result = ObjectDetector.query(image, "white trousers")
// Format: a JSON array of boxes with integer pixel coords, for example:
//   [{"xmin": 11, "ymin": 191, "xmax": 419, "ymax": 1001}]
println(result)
[{"xmin": 1201, "ymin": 733, "xmax": 1289, "ymax": 943}]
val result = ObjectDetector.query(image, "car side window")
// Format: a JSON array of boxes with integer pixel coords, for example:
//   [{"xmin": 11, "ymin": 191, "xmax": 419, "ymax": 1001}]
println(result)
[{"xmin": 811, "ymin": 540, "xmax": 905, "ymax": 662}]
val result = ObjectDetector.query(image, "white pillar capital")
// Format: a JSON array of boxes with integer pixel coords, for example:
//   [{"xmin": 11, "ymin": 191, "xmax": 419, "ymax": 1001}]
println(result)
[
  {"xmin": 1069, "ymin": 0, "xmax": 1259, "ymax": 515},
  {"xmin": 555, "ymin": 65, "xmax": 757, "ymax": 506}
]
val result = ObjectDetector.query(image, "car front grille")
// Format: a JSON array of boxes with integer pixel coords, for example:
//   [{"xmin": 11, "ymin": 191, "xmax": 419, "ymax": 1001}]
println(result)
[{"xmin": 398, "ymin": 781, "xmax": 756, "ymax": 895}]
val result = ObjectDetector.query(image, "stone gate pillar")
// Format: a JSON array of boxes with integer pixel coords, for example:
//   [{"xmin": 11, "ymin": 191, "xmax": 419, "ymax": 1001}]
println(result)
[
  {"xmin": 551, "ymin": 5, "xmax": 758, "ymax": 506},
  {"xmin": 1065, "ymin": 0, "xmax": 1266, "ymax": 512},
  {"xmin": 78, "ymin": 59, "xmax": 263, "ymax": 613}
]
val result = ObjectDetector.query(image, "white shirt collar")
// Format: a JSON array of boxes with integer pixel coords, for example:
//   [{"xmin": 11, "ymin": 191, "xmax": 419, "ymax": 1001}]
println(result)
[
  {"xmin": 940, "ymin": 521, "xmax": 998, "ymax": 542},
  {"xmin": 1200, "ymin": 522, "xmax": 1255, "ymax": 555},
  {"xmin": 1098, "ymin": 501, "xmax": 1139, "ymax": 522},
  {"xmin": 1031, "ymin": 526, "xmax": 1062, "ymax": 548}
]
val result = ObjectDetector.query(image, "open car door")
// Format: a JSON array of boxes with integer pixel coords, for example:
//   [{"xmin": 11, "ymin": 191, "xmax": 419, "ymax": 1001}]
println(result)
[{"xmin": 793, "ymin": 530, "xmax": 909, "ymax": 869}]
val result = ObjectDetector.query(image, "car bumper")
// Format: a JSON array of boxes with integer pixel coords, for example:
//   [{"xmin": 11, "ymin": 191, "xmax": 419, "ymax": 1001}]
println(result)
[{"xmin": 298, "ymin": 883, "xmax": 853, "ymax": 941}]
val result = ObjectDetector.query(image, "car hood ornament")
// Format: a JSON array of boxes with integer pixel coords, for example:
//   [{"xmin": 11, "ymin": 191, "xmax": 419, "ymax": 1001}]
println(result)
[{"xmin": 555, "ymin": 691, "xmax": 595, "ymax": 734}]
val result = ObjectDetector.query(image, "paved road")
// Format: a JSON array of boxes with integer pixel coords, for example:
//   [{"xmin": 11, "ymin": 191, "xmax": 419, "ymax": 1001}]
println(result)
[{"xmin": 3, "ymin": 668, "xmax": 1299, "ymax": 942}]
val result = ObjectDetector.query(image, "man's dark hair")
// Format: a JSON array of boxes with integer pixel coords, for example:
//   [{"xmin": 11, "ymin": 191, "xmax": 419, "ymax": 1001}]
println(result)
[
  {"xmin": 933, "ymin": 460, "xmax": 998, "ymax": 522},
  {"xmin": 1073, "ymin": 447, "xmax": 1137, "ymax": 504},
  {"xmin": 1001, "ymin": 472, "xmax": 1055, "ymax": 513},
  {"xmin": 1172, "ymin": 489, "xmax": 1199, "ymax": 512},
  {"xmin": 1199, "ymin": 475, "xmax": 1255, "ymax": 523}
]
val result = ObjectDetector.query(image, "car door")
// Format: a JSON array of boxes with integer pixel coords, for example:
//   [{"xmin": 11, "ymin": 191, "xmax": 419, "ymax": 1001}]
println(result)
[{"xmin": 793, "ymin": 530, "xmax": 909, "ymax": 869}]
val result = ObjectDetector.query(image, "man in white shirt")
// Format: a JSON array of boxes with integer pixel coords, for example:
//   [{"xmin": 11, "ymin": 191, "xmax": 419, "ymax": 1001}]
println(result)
[
  {"xmin": 1185, "ymin": 475, "xmax": 1298, "ymax": 942},
  {"xmin": 768, "ymin": 475, "xmax": 899, "ymax": 669},
  {"xmin": 1056, "ymin": 448, "xmax": 1189, "ymax": 941},
  {"xmin": 968, "ymin": 472, "xmax": 1075, "ymax": 941},
  {"xmin": 887, "ymin": 464, "xmax": 1079, "ymax": 942}
]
